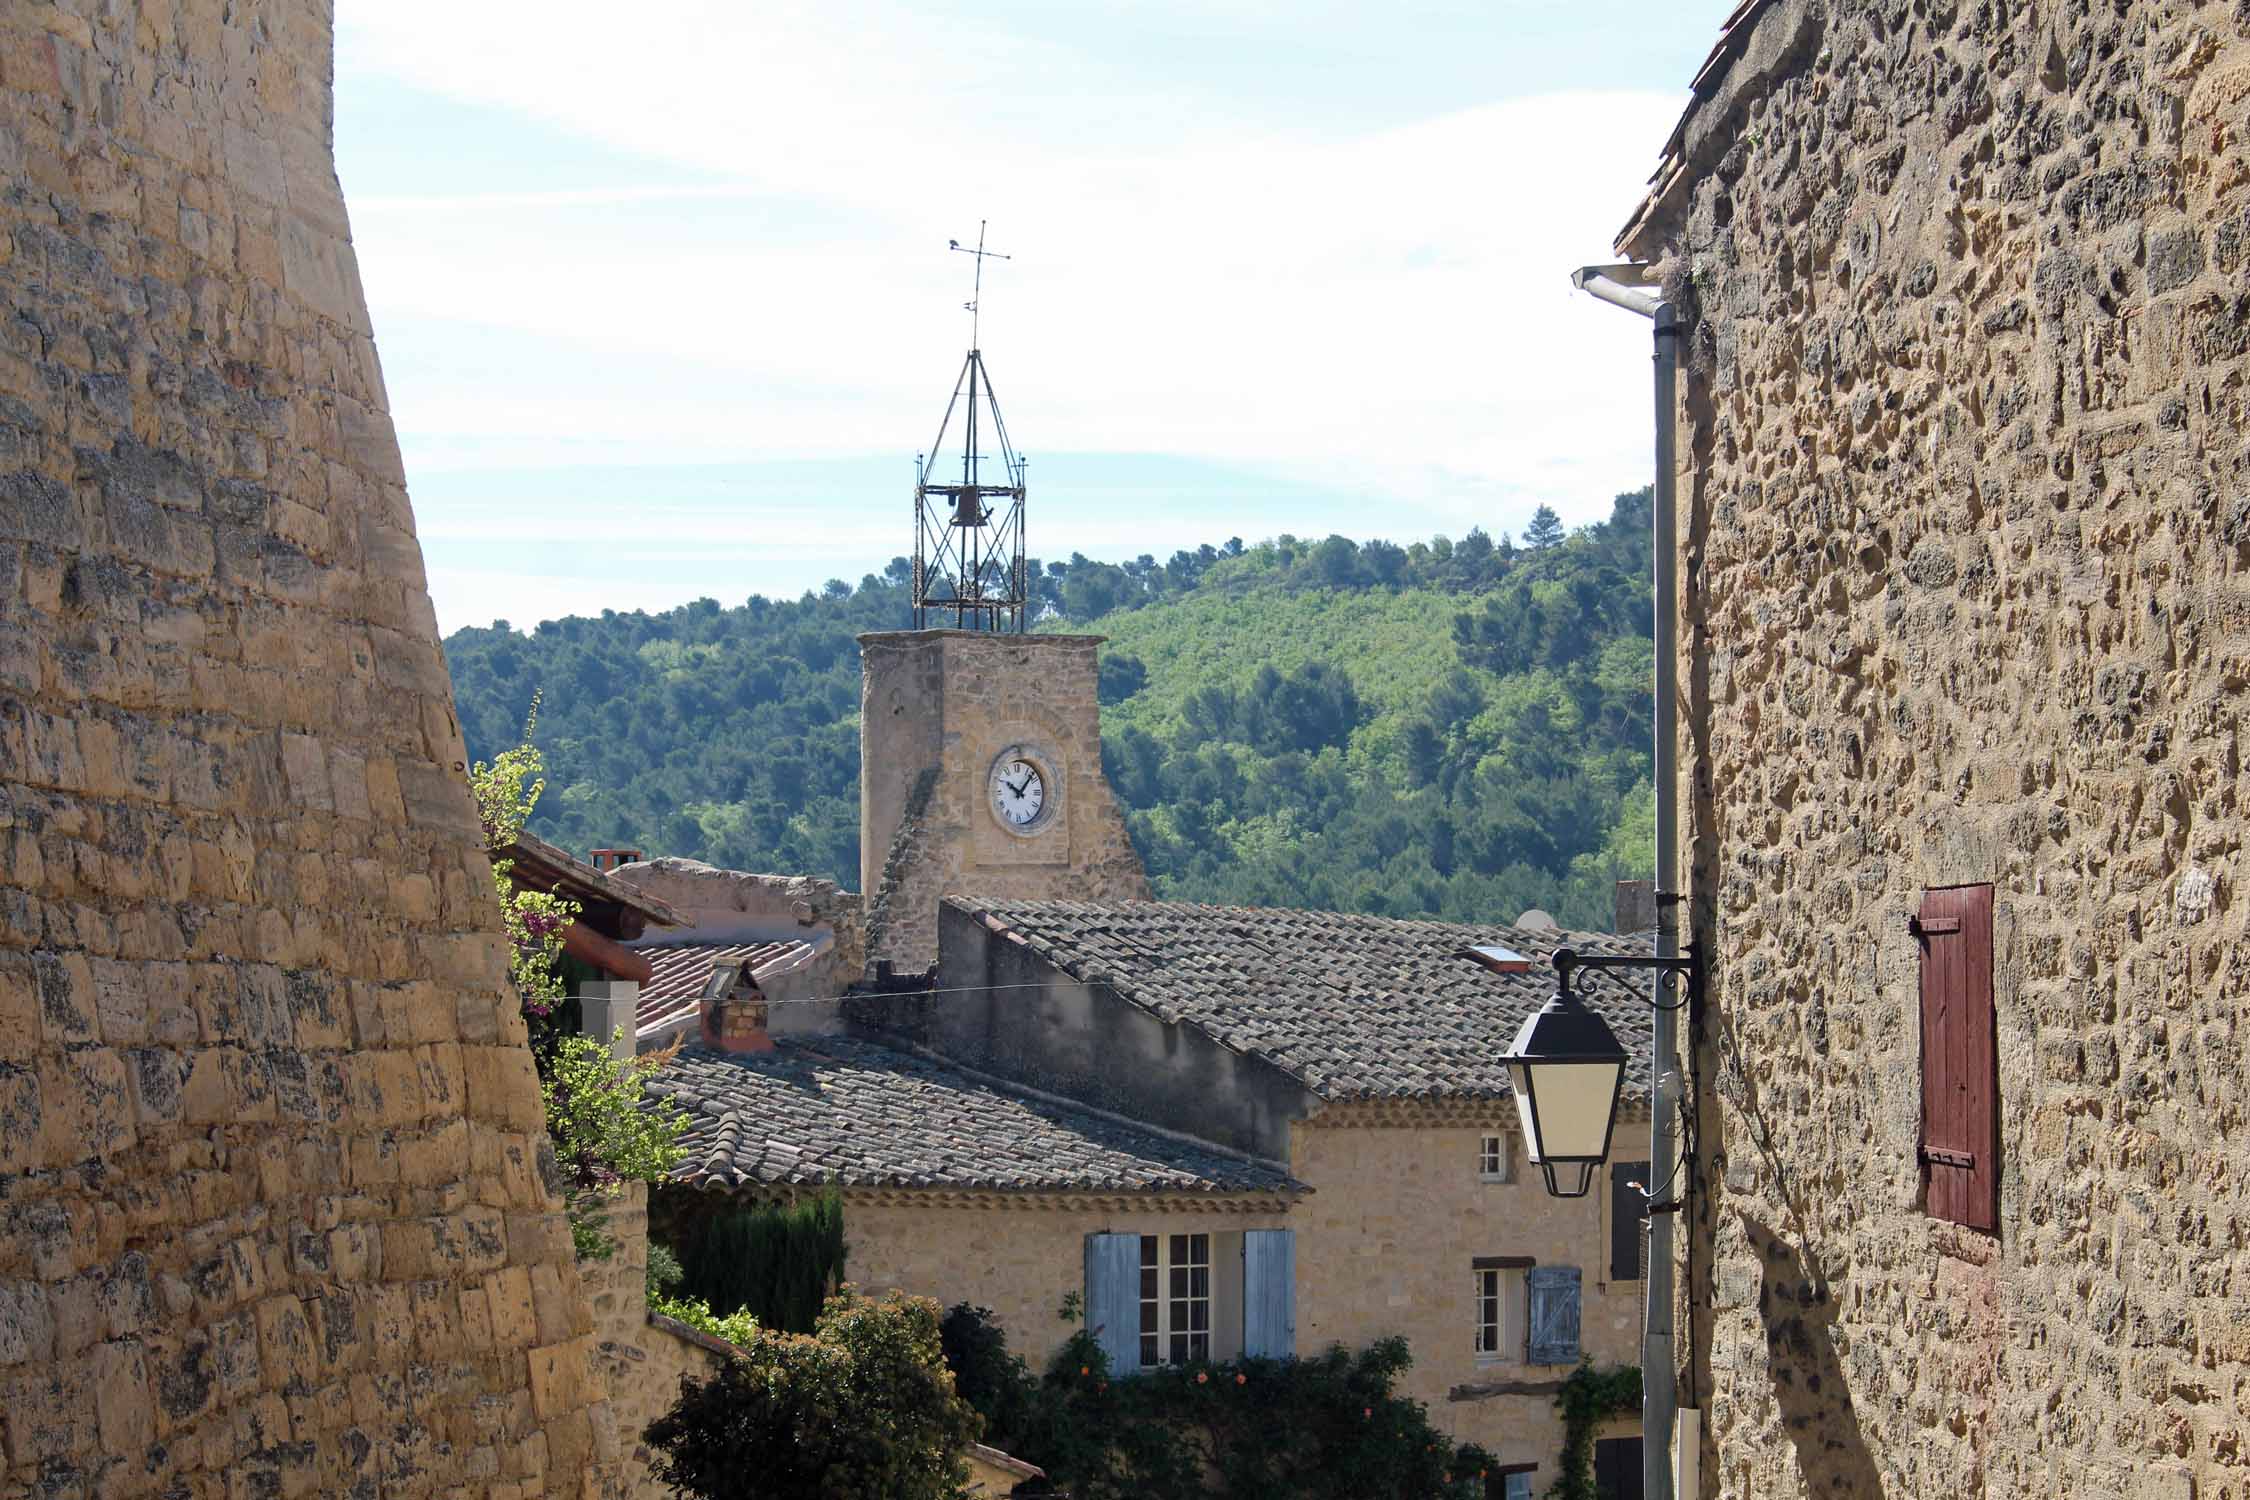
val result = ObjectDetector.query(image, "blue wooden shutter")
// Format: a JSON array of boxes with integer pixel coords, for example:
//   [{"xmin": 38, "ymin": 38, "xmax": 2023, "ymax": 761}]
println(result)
[
  {"xmin": 1526, "ymin": 1265, "xmax": 1581, "ymax": 1364},
  {"xmin": 1242, "ymin": 1229, "xmax": 1296, "ymax": 1358},
  {"xmin": 1084, "ymin": 1233, "xmax": 1141, "ymax": 1374}
]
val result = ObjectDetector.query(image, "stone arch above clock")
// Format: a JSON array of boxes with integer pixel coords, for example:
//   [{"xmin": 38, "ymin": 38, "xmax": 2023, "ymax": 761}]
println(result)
[{"xmin": 859, "ymin": 630, "xmax": 1151, "ymax": 972}]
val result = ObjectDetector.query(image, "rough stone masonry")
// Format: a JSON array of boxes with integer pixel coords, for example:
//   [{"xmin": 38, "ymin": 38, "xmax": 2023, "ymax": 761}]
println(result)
[
  {"xmin": 1619, "ymin": 1, "xmax": 2250, "ymax": 1496},
  {"xmin": 0, "ymin": 2, "xmax": 617, "ymax": 1494}
]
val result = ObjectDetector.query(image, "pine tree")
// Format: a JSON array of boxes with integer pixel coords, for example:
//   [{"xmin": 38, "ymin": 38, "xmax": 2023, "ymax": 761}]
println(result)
[{"xmin": 1525, "ymin": 504, "xmax": 1566, "ymax": 549}]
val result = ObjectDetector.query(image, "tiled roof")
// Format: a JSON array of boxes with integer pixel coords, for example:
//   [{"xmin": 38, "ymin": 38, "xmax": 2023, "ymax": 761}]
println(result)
[
  {"xmin": 1615, "ymin": 0, "xmax": 1782, "ymax": 254},
  {"xmin": 635, "ymin": 941, "xmax": 816, "ymax": 1034},
  {"xmin": 950, "ymin": 899, "xmax": 1656, "ymax": 1101},
  {"xmin": 502, "ymin": 830, "xmax": 681, "ymax": 931},
  {"xmin": 650, "ymin": 1034, "xmax": 1302, "ymax": 1197}
]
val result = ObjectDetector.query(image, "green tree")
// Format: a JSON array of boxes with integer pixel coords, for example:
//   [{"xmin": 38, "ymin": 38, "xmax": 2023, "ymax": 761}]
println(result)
[
  {"xmin": 470, "ymin": 703, "xmax": 686, "ymax": 1258},
  {"xmin": 645, "ymin": 1290, "xmax": 979, "ymax": 1500},
  {"xmin": 1524, "ymin": 504, "xmax": 1566, "ymax": 550}
]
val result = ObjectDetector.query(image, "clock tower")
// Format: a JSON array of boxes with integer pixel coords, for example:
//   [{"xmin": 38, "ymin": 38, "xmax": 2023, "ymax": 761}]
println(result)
[
  {"xmin": 858, "ymin": 226, "xmax": 1149, "ymax": 972},
  {"xmin": 857, "ymin": 629, "xmax": 1150, "ymax": 973}
]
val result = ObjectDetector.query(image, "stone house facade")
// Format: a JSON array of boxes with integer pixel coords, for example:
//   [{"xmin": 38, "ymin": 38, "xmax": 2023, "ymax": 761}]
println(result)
[
  {"xmin": 636, "ymin": 897, "xmax": 1656, "ymax": 1485},
  {"xmin": 0, "ymin": 1, "xmax": 620, "ymax": 1494},
  {"xmin": 1616, "ymin": 2, "xmax": 2250, "ymax": 1496}
]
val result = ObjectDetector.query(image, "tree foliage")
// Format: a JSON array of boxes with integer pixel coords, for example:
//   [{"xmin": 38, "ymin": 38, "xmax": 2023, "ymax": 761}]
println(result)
[
  {"xmin": 670, "ymin": 1194, "xmax": 848, "ymax": 1334},
  {"xmin": 470, "ymin": 713, "xmax": 686, "ymax": 1259},
  {"xmin": 1547, "ymin": 1361, "xmax": 1643, "ymax": 1500},
  {"xmin": 444, "ymin": 489, "xmax": 1658, "ymax": 930},
  {"xmin": 644, "ymin": 1290, "xmax": 979, "ymax": 1500},
  {"xmin": 938, "ymin": 1305, "xmax": 1494, "ymax": 1499},
  {"xmin": 541, "ymin": 1033, "xmax": 688, "ymax": 1259}
]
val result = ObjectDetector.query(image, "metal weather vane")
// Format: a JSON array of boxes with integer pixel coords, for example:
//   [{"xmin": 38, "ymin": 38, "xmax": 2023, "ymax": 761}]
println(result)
[{"xmin": 913, "ymin": 220, "xmax": 1029, "ymax": 631}]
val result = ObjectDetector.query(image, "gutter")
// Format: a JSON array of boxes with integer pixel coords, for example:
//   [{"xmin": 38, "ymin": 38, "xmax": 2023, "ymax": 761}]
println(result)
[{"xmin": 1570, "ymin": 261, "xmax": 1685, "ymax": 1500}]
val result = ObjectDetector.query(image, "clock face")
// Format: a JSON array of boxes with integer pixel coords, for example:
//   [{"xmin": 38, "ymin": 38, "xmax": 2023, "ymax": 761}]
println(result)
[{"xmin": 990, "ymin": 756, "xmax": 1047, "ymax": 828}]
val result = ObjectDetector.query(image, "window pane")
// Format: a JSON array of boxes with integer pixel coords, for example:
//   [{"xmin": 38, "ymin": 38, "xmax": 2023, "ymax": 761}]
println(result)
[
  {"xmin": 1141, "ymin": 1235, "xmax": 1158, "ymax": 1266},
  {"xmin": 1141, "ymin": 1333, "xmax": 1158, "ymax": 1366},
  {"xmin": 1170, "ymin": 1233, "xmax": 1188, "ymax": 1262},
  {"xmin": 1169, "ymin": 1331, "xmax": 1186, "ymax": 1363}
]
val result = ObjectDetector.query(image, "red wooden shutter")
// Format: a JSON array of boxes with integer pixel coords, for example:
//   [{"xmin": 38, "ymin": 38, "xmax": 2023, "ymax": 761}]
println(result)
[{"xmin": 1917, "ymin": 884, "xmax": 1997, "ymax": 1231}]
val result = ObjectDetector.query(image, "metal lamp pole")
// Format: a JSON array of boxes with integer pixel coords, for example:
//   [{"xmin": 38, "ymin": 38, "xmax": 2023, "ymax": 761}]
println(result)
[{"xmin": 1568, "ymin": 262, "xmax": 1685, "ymax": 1500}]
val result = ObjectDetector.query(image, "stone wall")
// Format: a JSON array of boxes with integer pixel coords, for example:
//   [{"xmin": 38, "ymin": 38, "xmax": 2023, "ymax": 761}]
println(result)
[
  {"xmin": 1620, "ymin": 2, "xmax": 2250, "ymax": 1495},
  {"xmin": 584, "ymin": 1183, "xmax": 723, "ymax": 1498},
  {"xmin": 614, "ymin": 856, "xmax": 864, "ymax": 992},
  {"xmin": 858, "ymin": 631, "xmax": 1149, "ymax": 972},
  {"xmin": 1290, "ymin": 1109, "xmax": 1643, "ymax": 1477},
  {"xmin": 0, "ymin": 2, "xmax": 614, "ymax": 1493}
]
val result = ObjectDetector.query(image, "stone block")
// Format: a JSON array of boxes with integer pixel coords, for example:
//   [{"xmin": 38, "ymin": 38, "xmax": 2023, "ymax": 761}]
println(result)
[
  {"xmin": 524, "ymin": 1335, "xmax": 594, "ymax": 1422},
  {"xmin": 91, "ymin": 1337, "xmax": 154, "ymax": 1452},
  {"xmin": 461, "ymin": 1045, "xmax": 544, "ymax": 1132},
  {"xmin": 483, "ymin": 1268, "xmax": 536, "ymax": 1349}
]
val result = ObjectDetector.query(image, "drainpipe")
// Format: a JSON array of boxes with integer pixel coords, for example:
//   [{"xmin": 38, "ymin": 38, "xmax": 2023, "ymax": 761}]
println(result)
[{"xmin": 1570, "ymin": 262, "xmax": 1683, "ymax": 1500}]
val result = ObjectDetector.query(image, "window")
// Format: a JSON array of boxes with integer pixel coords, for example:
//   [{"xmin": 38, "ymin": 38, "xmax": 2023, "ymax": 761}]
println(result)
[
  {"xmin": 1478, "ymin": 1133, "xmax": 1510, "ymax": 1182},
  {"xmin": 1609, "ymin": 1161, "xmax": 1650, "ymax": 1280},
  {"xmin": 1489, "ymin": 1470, "xmax": 1535, "ymax": 1500},
  {"xmin": 1472, "ymin": 1255, "xmax": 1531, "ymax": 1361},
  {"xmin": 1139, "ymin": 1233, "xmax": 1210, "ymax": 1366},
  {"xmin": 1087, "ymin": 1229, "xmax": 1294, "ymax": 1373},
  {"xmin": 1915, "ymin": 883, "xmax": 1998, "ymax": 1231},
  {"xmin": 1475, "ymin": 1267, "xmax": 1506, "ymax": 1357}
]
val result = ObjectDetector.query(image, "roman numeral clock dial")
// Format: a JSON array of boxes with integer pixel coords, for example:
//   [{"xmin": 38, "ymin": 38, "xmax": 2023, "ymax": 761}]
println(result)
[{"xmin": 990, "ymin": 756, "xmax": 1047, "ymax": 829}]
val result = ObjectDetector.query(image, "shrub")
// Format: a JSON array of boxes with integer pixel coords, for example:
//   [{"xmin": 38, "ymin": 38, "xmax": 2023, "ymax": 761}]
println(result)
[
  {"xmin": 673, "ymin": 1194, "xmax": 846, "ymax": 1333},
  {"xmin": 645, "ymin": 1289, "xmax": 978, "ymax": 1500},
  {"xmin": 941, "ymin": 1306, "xmax": 1494, "ymax": 1499},
  {"xmin": 650, "ymin": 1291, "xmax": 761, "ymax": 1350},
  {"xmin": 647, "ymin": 1240, "xmax": 686, "ymax": 1300},
  {"xmin": 539, "ymin": 1032, "xmax": 688, "ymax": 1260}
]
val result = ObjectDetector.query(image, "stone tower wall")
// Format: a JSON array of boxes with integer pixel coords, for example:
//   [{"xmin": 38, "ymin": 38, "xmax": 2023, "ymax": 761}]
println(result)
[
  {"xmin": 859, "ymin": 630, "xmax": 1148, "ymax": 971},
  {"xmin": 1, "ymin": 3, "xmax": 613, "ymax": 1494},
  {"xmin": 1621, "ymin": 2, "xmax": 2250, "ymax": 1496}
]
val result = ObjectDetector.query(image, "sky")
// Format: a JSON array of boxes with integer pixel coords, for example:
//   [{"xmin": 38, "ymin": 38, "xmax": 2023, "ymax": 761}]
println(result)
[{"xmin": 333, "ymin": 2, "xmax": 1729, "ymax": 634}]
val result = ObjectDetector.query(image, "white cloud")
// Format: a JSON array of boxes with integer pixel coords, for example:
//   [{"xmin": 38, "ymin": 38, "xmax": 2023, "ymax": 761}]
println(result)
[{"xmin": 338, "ymin": 0, "xmax": 1684, "ymax": 589}]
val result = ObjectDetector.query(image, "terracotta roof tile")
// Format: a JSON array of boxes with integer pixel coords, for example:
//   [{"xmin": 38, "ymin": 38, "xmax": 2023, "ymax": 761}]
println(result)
[
  {"xmin": 950, "ymin": 898, "xmax": 1656, "ymax": 1101},
  {"xmin": 1615, "ymin": 0, "xmax": 1782, "ymax": 254},
  {"xmin": 649, "ymin": 1035, "xmax": 1302, "ymax": 1197},
  {"xmin": 634, "ymin": 941, "xmax": 816, "ymax": 1034}
]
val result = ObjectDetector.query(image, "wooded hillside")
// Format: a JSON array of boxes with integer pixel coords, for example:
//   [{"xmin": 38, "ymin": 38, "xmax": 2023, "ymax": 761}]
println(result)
[{"xmin": 442, "ymin": 489, "xmax": 1656, "ymax": 930}]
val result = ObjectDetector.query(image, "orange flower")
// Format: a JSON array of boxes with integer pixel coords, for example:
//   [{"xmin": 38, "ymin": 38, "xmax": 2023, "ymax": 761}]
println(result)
[
  {"xmin": 1196, "ymin": 1371, "xmax": 1208, "ymax": 1384},
  {"xmin": 1080, "ymin": 1366, "xmax": 1089, "ymax": 1376},
  {"xmin": 1234, "ymin": 1373, "xmax": 1247, "ymax": 1385}
]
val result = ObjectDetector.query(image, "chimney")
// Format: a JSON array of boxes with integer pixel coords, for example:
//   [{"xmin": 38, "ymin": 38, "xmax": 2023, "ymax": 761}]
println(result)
[
  {"xmin": 590, "ymin": 847, "xmax": 644, "ymax": 873},
  {"xmin": 698, "ymin": 959, "xmax": 773, "ymax": 1054},
  {"xmin": 1614, "ymin": 879, "xmax": 1657, "ymax": 936}
]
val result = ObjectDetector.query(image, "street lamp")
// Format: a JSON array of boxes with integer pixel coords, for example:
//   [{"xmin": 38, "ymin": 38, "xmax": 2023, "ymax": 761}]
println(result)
[
  {"xmin": 1499, "ymin": 971, "xmax": 1628, "ymax": 1197},
  {"xmin": 1471, "ymin": 945, "xmax": 1703, "ymax": 1200}
]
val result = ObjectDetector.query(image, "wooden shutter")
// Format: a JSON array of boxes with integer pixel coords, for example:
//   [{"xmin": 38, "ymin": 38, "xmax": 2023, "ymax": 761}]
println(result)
[
  {"xmin": 1083, "ymin": 1232, "xmax": 1141, "ymax": 1374},
  {"xmin": 1609, "ymin": 1161, "xmax": 1649, "ymax": 1280},
  {"xmin": 1525, "ymin": 1265, "xmax": 1581, "ymax": 1364},
  {"xmin": 1916, "ymin": 884, "xmax": 1998, "ymax": 1231},
  {"xmin": 1241, "ymin": 1229, "xmax": 1296, "ymax": 1358}
]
